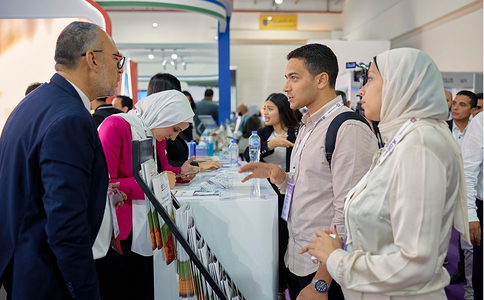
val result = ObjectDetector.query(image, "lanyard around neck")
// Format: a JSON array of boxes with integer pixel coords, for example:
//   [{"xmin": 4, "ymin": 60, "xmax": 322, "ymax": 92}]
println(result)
[
  {"xmin": 290, "ymin": 100, "xmax": 344, "ymax": 175},
  {"xmin": 344, "ymin": 117, "xmax": 420, "ymax": 212}
]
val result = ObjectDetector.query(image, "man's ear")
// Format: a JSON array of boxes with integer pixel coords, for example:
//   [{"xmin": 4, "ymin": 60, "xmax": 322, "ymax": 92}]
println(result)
[
  {"xmin": 317, "ymin": 72, "xmax": 329, "ymax": 90},
  {"xmin": 84, "ymin": 50, "xmax": 100, "ymax": 71}
]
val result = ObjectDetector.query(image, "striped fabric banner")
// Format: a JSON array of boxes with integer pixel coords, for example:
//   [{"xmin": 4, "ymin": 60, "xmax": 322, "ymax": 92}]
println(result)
[{"xmin": 95, "ymin": 0, "xmax": 232, "ymax": 32}]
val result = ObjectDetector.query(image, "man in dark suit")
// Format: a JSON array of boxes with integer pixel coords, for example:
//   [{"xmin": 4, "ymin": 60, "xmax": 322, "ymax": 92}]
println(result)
[
  {"xmin": 112, "ymin": 95, "xmax": 133, "ymax": 113},
  {"xmin": 0, "ymin": 21, "xmax": 123, "ymax": 299},
  {"xmin": 194, "ymin": 88, "xmax": 219, "ymax": 131},
  {"xmin": 92, "ymin": 96, "xmax": 123, "ymax": 127}
]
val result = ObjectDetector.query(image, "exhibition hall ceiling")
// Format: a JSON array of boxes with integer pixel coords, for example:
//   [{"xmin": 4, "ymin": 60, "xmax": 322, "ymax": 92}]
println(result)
[{"xmin": 99, "ymin": 0, "xmax": 345, "ymax": 85}]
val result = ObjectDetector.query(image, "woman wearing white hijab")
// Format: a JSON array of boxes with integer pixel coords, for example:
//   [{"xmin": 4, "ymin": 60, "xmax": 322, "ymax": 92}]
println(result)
[
  {"xmin": 96, "ymin": 90, "xmax": 196, "ymax": 300},
  {"xmin": 299, "ymin": 48, "xmax": 470, "ymax": 299}
]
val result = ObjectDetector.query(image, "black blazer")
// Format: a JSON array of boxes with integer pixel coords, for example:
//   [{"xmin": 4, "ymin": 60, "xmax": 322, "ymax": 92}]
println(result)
[
  {"xmin": 93, "ymin": 104, "xmax": 123, "ymax": 127},
  {"xmin": 243, "ymin": 125, "xmax": 297, "ymax": 172},
  {"xmin": 446, "ymin": 120, "xmax": 453, "ymax": 131}
]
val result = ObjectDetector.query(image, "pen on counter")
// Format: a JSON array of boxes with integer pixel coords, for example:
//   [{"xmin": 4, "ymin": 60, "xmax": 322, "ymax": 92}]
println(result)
[{"xmin": 175, "ymin": 170, "xmax": 199, "ymax": 178}]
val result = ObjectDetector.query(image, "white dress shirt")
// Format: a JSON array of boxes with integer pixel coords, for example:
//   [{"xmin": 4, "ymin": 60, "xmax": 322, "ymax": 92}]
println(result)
[
  {"xmin": 461, "ymin": 112, "xmax": 483, "ymax": 222},
  {"xmin": 451, "ymin": 120, "xmax": 469, "ymax": 146},
  {"xmin": 65, "ymin": 79, "xmax": 113, "ymax": 259}
]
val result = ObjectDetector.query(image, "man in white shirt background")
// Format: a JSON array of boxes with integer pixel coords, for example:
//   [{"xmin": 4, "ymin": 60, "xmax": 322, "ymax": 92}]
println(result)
[
  {"xmin": 446, "ymin": 90, "xmax": 478, "ymax": 299},
  {"xmin": 461, "ymin": 111, "xmax": 483, "ymax": 300},
  {"xmin": 447, "ymin": 90, "xmax": 477, "ymax": 146},
  {"xmin": 471, "ymin": 93, "xmax": 482, "ymax": 117}
]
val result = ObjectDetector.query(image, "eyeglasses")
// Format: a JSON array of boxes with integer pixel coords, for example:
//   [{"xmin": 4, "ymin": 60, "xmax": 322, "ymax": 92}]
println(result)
[{"xmin": 81, "ymin": 50, "xmax": 126, "ymax": 69}]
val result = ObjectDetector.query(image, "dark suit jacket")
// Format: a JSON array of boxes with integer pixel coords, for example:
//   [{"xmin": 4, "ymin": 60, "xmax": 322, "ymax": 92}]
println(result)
[
  {"xmin": 92, "ymin": 104, "xmax": 123, "ymax": 127},
  {"xmin": 0, "ymin": 73, "xmax": 108, "ymax": 299},
  {"xmin": 447, "ymin": 120, "xmax": 453, "ymax": 131},
  {"xmin": 243, "ymin": 125, "xmax": 297, "ymax": 172}
]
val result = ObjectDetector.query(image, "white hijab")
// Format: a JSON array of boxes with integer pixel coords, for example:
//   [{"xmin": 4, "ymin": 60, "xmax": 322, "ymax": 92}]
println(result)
[
  {"xmin": 118, "ymin": 90, "xmax": 194, "ymax": 140},
  {"xmin": 376, "ymin": 48, "xmax": 470, "ymax": 243}
]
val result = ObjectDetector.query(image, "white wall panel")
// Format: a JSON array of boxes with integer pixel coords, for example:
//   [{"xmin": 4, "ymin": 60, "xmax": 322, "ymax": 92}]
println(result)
[
  {"xmin": 391, "ymin": 8, "xmax": 483, "ymax": 73},
  {"xmin": 231, "ymin": 44, "xmax": 300, "ymax": 107}
]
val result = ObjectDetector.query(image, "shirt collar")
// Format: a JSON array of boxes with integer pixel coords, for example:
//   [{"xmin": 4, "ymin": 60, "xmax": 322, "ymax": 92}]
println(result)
[
  {"xmin": 301, "ymin": 95, "xmax": 342, "ymax": 128},
  {"xmin": 452, "ymin": 120, "xmax": 469, "ymax": 135},
  {"xmin": 64, "ymin": 78, "xmax": 91, "ymax": 111}
]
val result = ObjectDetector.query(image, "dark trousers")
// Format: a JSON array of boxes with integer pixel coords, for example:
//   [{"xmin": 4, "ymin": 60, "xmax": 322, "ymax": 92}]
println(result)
[
  {"xmin": 277, "ymin": 193, "xmax": 290, "ymax": 292},
  {"xmin": 95, "ymin": 232, "xmax": 154, "ymax": 300},
  {"xmin": 456, "ymin": 235, "xmax": 465, "ymax": 273},
  {"xmin": 286, "ymin": 271, "xmax": 345, "ymax": 300},
  {"xmin": 270, "ymin": 179, "xmax": 290, "ymax": 293},
  {"xmin": 473, "ymin": 200, "xmax": 483, "ymax": 300}
]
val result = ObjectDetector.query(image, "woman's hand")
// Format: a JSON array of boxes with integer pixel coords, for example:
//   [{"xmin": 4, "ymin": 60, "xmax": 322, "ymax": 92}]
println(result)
[
  {"xmin": 268, "ymin": 135, "xmax": 294, "ymax": 150},
  {"xmin": 198, "ymin": 160, "xmax": 222, "ymax": 171},
  {"xmin": 109, "ymin": 182, "xmax": 126, "ymax": 210},
  {"xmin": 162, "ymin": 171, "xmax": 176, "ymax": 189},
  {"xmin": 299, "ymin": 226, "xmax": 343, "ymax": 265},
  {"xmin": 180, "ymin": 156, "xmax": 199, "ymax": 181}
]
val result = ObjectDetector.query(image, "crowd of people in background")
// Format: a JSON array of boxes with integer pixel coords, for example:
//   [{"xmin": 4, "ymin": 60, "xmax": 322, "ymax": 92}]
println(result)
[{"xmin": 0, "ymin": 21, "xmax": 482, "ymax": 300}]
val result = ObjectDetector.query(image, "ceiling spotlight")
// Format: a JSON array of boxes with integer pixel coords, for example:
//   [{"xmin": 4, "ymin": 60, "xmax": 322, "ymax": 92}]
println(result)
[
  {"xmin": 152, "ymin": 22, "xmax": 158, "ymax": 28},
  {"xmin": 170, "ymin": 61, "xmax": 175, "ymax": 66},
  {"xmin": 275, "ymin": 0, "xmax": 283, "ymax": 4},
  {"xmin": 171, "ymin": 53, "xmax": 178, "ymax": 60},
  {"xmin": 268, "ymin": 16, "xmax": 273, "ymax": 21},
  {"xmin": 148, "ymin": 54, "xmax": 154, "ymax": 60},
  {"xmin": 182, "ymin": 61, "xmax": 186, "ymax": 70}
]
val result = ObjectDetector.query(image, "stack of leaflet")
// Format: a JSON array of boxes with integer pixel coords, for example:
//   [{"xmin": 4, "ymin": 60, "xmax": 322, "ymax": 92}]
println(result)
[
  {"xmin": 180, "ymin": 202, "xmax": 244, "ymax": 300},
  {"xmin": 133, "ymin": 138, "xmax": 245, "ymax": 300},
  {"xmin": 140, "ymin": 160, "xmax": 163, "ymax": 252},
  {"xmin": 152, "ymin": 171, "xmax": 176, "ymax": 264},
  {"xmin": 188, "ymin": 169, "xmax": 236, "ymax": 193}
]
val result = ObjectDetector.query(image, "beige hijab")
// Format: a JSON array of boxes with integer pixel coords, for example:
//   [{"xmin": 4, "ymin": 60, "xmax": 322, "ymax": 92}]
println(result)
[{"xmin": 376, "ymin": 48, "xmax": 470, "ymax": 243}]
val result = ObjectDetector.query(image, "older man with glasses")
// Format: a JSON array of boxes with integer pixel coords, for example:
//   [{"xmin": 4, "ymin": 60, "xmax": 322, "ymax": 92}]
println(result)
[{"xmin": 0, "ymin": 21, "xmax": 123, "ymax": 300}]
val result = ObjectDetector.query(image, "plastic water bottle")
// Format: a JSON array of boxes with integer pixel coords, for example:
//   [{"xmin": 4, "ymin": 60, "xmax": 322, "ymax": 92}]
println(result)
[
  {"xmin": 248, "ymin": 131, "xmax": 261, "ymax": 163},
  {"xmin": 187, "ymin": 140, "xmax": 196, "ymax": 159},
  {"xmin": 229, "ymin": 140, "xmax": 239, "ymax": 167}
]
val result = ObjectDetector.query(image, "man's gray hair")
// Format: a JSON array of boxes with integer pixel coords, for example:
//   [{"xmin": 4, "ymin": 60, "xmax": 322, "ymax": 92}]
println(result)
[{"xmin": 54, "ymin": 21, "xmax": 103, "ymax": 71}]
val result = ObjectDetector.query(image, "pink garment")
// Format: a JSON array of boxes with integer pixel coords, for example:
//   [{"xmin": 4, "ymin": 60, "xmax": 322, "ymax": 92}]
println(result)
[{"xmin": 98, "ymin": 115, "xmax": 181, "ymax": 240}]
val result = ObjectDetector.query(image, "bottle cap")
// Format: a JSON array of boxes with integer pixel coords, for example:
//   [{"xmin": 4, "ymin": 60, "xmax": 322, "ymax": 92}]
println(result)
[
  {"xmin": 252, "ymin": 131, "xmax": 257, "ymax": 134},
  {"xmin": 231, "ymin": 140, "xmax": 237, "ymax": 143}
]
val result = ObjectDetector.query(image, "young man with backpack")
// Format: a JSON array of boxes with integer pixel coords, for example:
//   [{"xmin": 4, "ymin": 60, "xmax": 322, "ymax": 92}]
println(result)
[{"xmin": 240, "ymin": 44, "xmax": 378, "ymax": 300}]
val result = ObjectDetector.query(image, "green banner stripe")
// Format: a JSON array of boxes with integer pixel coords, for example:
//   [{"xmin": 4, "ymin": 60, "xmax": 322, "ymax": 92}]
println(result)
[{"xmin": 96, "ymin": 1, "xmax": 225, "ymax": 20}]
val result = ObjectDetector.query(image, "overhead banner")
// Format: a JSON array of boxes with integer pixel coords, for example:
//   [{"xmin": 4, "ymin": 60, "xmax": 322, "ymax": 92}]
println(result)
[{"xmin": 259, "ymin": 14, "xmax": 297, "ymax": 30}]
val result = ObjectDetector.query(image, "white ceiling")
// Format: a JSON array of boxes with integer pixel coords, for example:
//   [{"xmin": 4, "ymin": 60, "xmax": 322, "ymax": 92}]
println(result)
[{"xmin": 105, "ymin": 0, "xmax": 345, "ymax": 86}]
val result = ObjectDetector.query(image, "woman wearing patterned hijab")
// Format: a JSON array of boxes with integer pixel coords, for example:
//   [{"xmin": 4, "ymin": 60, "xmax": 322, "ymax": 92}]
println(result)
[{"xmin": 300, "ymin": 48, "xmax": 470, "ymax": 299}]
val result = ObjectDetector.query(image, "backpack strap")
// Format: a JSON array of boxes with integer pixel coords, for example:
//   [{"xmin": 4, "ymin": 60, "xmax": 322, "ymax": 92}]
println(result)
[{"xmin": 325, "ymin": 111, "xmax": 371, "ymax": 169}]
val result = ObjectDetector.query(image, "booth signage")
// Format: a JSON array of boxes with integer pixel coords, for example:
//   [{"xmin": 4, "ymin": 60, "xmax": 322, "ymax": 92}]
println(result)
[
  {"xmin": 260, "ymin": 14, "xmax": 297, "ymax": 30},
  {"xmin": 441, "ymin": 72, "xmax": 475, "ymax": 89}
]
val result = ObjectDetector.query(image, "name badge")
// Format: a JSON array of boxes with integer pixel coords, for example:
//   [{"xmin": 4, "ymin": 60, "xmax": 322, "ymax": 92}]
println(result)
[{"xmin": 281, "ymin": 173, "xmax": 296, "ymax": 221}]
